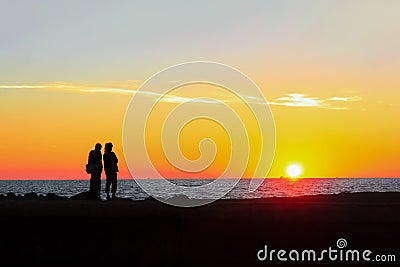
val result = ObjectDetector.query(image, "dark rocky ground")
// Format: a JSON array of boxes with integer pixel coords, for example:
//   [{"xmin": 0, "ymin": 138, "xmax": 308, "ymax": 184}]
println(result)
[{"xmin": 0, "ymin": 192, "xmax": 399, "ymax": 267}]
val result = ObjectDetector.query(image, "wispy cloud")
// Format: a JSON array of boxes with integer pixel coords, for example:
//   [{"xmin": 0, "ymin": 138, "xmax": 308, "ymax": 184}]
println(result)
[
  {"xmin": 74, "ymin": 88, "xmax": 136, "ymax": 95},
  {"xmin": 0, "ymin": 82, "xmax": 138, "ymax": 95},
  {"xmin": 270, "ymin": 93, "xmax": 322, "ymax": 107},
  {"xmin": 269, "ymin": 93, "xmax": 362, "ymax": 110},
  {"xmin": 0, "ymin": 84, "xmax": 72, "ymax": 89},
  {"xmin": 326, "ymin": 96, "xmax": 362, "ymax": 102},
  {"xmin": 0, "ymin": 82, "xmax": 246, "ymax": 104},
  {"xmin": 0, "ymin": 83, "xmax": 361, "ymax": 109}
]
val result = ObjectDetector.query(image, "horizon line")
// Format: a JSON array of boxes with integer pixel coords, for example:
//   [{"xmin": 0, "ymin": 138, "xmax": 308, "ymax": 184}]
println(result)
[{"xmin": 0, "ymin": 177, "xmax": 399, "ymax": 181}]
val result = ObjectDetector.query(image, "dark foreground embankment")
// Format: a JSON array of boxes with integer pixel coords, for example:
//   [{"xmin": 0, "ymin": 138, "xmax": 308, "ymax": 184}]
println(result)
[{"xmin": 0, "ymin": 192, "xmax": 399, "ymax": 267}]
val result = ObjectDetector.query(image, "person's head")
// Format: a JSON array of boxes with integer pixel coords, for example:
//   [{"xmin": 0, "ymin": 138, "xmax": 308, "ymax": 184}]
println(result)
[
  {"xmin": 95, "ymin": 143, "xmax": 102, "ymax": 151},
  {"xmin": 105, "ymin": 142, "xmax": 113, "ymax": 153}
]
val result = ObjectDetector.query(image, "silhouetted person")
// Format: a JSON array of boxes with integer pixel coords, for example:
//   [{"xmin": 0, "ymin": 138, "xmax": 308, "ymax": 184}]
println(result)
[
  {"xmin": 87, "ymin": 143, "xmax": 103, "ymax": 199},
  {"xmin": 103, "ymin": 142, "xmax": 118, "ymax": 200}
]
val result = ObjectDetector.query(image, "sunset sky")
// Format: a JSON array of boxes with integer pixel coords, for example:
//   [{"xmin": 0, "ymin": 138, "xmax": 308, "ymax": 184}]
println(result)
[{"xmin": 1, "ymin": 0, "xmax": 399, "ymax": 179}]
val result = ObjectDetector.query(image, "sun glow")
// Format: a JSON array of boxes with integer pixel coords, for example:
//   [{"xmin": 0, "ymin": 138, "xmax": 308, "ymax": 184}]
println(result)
[{"xmin": 286, "ymin": 164, "xmax": 303, "ymax": 178}]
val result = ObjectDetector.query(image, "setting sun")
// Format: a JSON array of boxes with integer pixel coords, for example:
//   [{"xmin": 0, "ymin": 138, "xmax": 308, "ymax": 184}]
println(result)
[{"xmin": 286, "ymin": 164, "xmax": 303, "ymax": 178}]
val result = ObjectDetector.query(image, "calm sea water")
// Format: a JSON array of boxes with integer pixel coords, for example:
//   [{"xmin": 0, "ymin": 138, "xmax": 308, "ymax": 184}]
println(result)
[{"xmin": 0, "ymin": 178, "xmax": 399, "ymax": 200}]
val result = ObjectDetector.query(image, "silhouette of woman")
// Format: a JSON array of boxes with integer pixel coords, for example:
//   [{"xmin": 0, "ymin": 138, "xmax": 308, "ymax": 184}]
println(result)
[
  {"xmin": 103, "ymin": 142, "xmax": 119, "ymax": 200},
  {"xmin": 87, "ymin": 143, "xmax": 103, "ymax": 199}
]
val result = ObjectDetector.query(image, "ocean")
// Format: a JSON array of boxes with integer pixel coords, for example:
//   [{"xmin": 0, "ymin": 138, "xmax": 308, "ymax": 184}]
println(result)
[{"xmin": 0, "ymin": 178, "xmax": 399, "ymax": 200}]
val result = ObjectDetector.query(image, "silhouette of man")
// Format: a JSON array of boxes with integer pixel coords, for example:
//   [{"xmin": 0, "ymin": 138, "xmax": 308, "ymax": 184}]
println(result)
[
  {"xmin": 103, "ymin": 142, "xmax": 119, "ymax": 200},
  {"xmin": 88, "ymin": 143, "xmax": 103, "ymax": 199}
]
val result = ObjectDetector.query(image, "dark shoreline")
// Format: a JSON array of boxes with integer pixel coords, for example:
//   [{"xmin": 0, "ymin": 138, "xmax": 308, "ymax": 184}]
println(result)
[{"xmin": 0, "ymin": 192, "xmax": 399, "ymax": 267}]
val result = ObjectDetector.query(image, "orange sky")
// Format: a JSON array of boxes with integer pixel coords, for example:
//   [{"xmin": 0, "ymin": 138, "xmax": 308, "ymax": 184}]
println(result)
[{"xmin": 1, "ymin": 76, "xmax": 399, "ymax": 179}]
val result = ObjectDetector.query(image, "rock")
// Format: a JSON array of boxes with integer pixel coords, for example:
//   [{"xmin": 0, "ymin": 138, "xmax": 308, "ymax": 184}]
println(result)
[
  {"xmin": 22, "ymin": 192, "xmax": 42, "ymax": 200},
  {"xmin": 70, "ymin": 191, "xmax": 100, "ymax": 200},
  {"xmin": 5, "ymin": 193, "xmax": 20, "ymax": 200},
  {"xmin": 107, "ymin": 197, "xmax": 133, "ymax": 201},
  {"xmin": 44, "ymin": 193, "xmax": 68, "ymax": 200},
  {"xmin": 163, "ymin": 194, "xmax": 210, "ymax": 207},
  {"xmin": 145, "ymin": 196, "xmax": 157, "ymax": 201}
]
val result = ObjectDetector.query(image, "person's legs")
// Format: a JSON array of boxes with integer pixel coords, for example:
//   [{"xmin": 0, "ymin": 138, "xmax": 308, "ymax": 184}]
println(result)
[
  {"xmin": 90, "ymin": 173, "xmax": 101, "ymax": 199},
  {"xmin": 95, "ymin": 178, "xmax": 101, "ymax": 199},
  {"xmin": 89, "ymin": 176, "xmax": 95, "ymax": 194},
  {"xmin": 111, "ymin": 173, "xmax": 117, "ymax": 199},
  {"xmin": 105, "ymin": 174, "xmax": 111, "ymax": 200}
]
